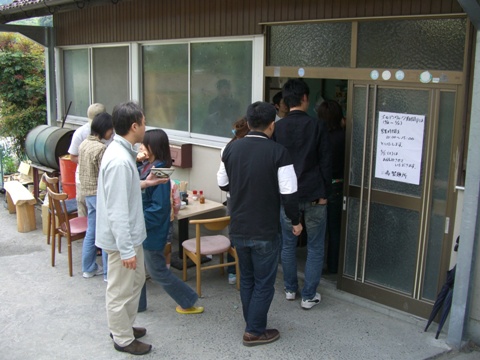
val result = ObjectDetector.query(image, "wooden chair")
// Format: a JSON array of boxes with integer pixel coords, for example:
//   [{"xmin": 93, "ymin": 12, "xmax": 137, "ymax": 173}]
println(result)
[
  {"xmin": 47, "ymin": 187, "xmax": 87, "ymax": 276},
  {"xmin": 182, "ymin": 216, "xmax": 239, "ymax": 297},
  {"xmin": 42, "ymin": 173, "xmax": 77, "ymax": 248}
]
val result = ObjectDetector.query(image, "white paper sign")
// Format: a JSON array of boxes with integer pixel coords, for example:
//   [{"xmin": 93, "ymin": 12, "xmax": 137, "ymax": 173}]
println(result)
[{"xmin": 374, "ymin": 111, "xmax": 425, "ymax": 185}]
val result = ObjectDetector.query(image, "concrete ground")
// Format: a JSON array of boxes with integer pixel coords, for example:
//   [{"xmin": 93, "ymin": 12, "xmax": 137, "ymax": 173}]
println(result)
[{"xmin": 1, "ymin": 192, "xmax": 478, "ymax": 360}]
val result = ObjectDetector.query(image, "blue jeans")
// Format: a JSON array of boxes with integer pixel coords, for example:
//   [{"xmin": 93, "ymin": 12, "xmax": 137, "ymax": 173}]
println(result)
[
  {"xmin": 281, "ymin": 202, "xmax": 327, "ymax": 300},
  {"xmin": 231, "ymin": 235, "xmax": 279, "ymax": 336},
  {"xmin": 140, "ymin": 248, "xmax": 198, "ymax": 310},
  {"xmin": 83, "ymin": 195, "xmax": 108, "ymax": 276}
]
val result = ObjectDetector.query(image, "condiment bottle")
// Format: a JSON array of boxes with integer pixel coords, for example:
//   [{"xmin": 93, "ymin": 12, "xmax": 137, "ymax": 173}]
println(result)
[
  {"xmin": 192, "ymin": 190, "xmax": 198, "ymax": 201},
  {"xmin": 199, "ymin": 190, "xmax": 205, "ymax": 204}
]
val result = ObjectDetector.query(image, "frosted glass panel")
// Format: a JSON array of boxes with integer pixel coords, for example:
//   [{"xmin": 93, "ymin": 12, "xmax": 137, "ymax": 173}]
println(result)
[
  {"xmin": 365, "ymin": 203, "xmax": 419, "ymax": 294},
  {"xmin": 372, "ymin": 88, "xmax": 429, "ymax": 197},
  {"xmin": 269, "ymin": 23, "xmax": 351, "ymax": 67},
  {"xmin": 422, "ymin": 91, "xmax": 455, "ymax": 301},
  {"xmin": 350, "ymin": 86, "xmax": 367, "ymax": 187},
  {"xmin": 345, "ymin": 197, "xmax": 359, "ymax": 277},
  {"xmin": 63, "ymin": 49, "xmax": 89, "ymax": 117},
  {"xmin": 142, "ymin": 44, "xmax": 188, "ymax": 131},
  {"xmin": 191, "ymin": 41, "xmax": 252, "ymax": 137},
  {"xmin": 93, "ymin": 47, "xmax": 129, "ymax": 114},
  {"xmin": 358, "ymin": 18, "xmax": 466, "ymax": 70}
]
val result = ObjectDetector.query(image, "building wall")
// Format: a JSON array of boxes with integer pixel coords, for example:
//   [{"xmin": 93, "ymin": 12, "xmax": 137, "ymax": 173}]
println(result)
[
  {"xmin": 52, "ymin": 0, "xmax": 480, "ymax": 344},
  {"xmin": 54, "ymin": 0, "xmax": 463, "ymax": 45},
  {"xmin": 467, "ymin": 219, "xmax": 480, "ymax": 344}
]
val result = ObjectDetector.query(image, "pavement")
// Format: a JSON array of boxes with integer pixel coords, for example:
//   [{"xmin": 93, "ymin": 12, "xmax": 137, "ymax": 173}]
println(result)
[{"xmin": 1, "ymin": 191, "xmax": 479, "ymax": 360}]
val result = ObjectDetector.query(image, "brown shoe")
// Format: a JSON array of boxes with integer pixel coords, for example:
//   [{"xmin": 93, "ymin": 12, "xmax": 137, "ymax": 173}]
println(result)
[
  {"xmin": 113, "ymin": 339, "xmax": 152, "ymax": 355},
  {"xmin": 110, "ymin": 327, "xmax": 146, "ymax": 340},
  {"xmin": 132, "ymin": 327, "xmax": 146, "ymax": 339},
  {"xmin": 243, "ymin": 329, "xmax": 280, "ymax": 347}
]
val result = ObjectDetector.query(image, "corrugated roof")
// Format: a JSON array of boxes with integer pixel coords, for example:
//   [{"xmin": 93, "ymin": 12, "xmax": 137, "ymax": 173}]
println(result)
[{"xmin": 0, "ymin": 0, "xmax": 121, "ymax": 24}]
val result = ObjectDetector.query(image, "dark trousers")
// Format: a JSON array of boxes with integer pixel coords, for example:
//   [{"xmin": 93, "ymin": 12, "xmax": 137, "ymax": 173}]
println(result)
[{"xmin": 231, "ymin": 235, "xmax": 279, "ymax": 335}]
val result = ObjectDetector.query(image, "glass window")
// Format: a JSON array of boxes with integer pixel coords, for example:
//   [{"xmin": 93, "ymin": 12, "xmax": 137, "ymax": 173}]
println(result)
[
  {"xmin": 93, "ymin": 47, "xmax": 129, "ymax": 114},
  {"xmin": 365, "ymin": 203, "xmax": 419, "ymax": 294},
  {"xmin": 357, "ymin": 18, "xmax": 466, "ymax": 71},
  {"xmin": 191, "ymin": 41, "xmax": 252, "ymax": 137},
  {"xmin": 268, "ymin": 22, "xmax": 351, "ymax": 67},
  {"xmin": 63, "ymin": 38, "xmax": 255, "ymax": 139},
  {"xmin": 63, "ymin": 49, "xmax": 89, "ymax": 117},
  {"xmin": 142, "ymin": 44, "xmax": 188, "ymax": 131}
]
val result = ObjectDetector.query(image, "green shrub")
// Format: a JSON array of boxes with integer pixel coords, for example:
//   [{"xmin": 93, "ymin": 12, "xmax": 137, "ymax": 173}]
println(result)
[{"xmin": 0, "ymin": 33, "xmax": 46, "ymax": 160}]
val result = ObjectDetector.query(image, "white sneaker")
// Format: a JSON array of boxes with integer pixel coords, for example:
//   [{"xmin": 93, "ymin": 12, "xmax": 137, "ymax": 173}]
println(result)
[
  {"xmin": 228, "ymin": 274, "xmax": 237, "ymax": 285},
  {"xmin": 285, "ymin": 290, "xmax": 296, "ymax": 301},
  {"xmin": 301, "ymin": 293, "xmax": 321, "ymax": 309},
  {"xmin": 83, "ymin": 265, "xmax": 103, "ymax": 279}
]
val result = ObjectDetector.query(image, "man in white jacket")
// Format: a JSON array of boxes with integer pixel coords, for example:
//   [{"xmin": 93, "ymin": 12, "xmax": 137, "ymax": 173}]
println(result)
[{"xmin": 95, "ymin": 101, "xmax": 165, "ymax": 356}]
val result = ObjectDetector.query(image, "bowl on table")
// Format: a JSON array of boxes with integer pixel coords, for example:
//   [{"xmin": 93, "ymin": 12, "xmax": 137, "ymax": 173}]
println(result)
[{"xmin": 150, "ymin": 168, "xmax": 175, "ymax": 178}]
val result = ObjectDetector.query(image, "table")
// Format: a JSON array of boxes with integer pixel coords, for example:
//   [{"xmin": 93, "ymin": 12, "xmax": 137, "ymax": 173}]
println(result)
[
  {"xmin": 170, "ymin": 193, "xmax": 225, "ymax": 270},
  {"xmin": 30, "ymin": 162, "xmax": 58, "ymax": 200}
]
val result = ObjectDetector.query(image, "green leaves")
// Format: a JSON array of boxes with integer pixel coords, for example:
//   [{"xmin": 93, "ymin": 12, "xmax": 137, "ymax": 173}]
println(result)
[{"xmin": 0, "ymin": 33, "xmax": 46, "ymax": 159}]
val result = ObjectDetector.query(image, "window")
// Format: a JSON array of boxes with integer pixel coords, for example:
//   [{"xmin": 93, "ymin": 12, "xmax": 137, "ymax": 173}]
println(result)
[
  {"xmin": 61, "ymin": 46, "xmax": 129, "ymax": 118},
  {"xmin": 63, "ymin": 49, "xmax": 89, "ymax": 117},
  {"xmin": 142, "ymin": 40, "xmax": 253, "ymax": 138},
  {"xmin": 92, "ymin": 47, "xmax": 130, "ymax": 114},
  {"xmin": 61, "ymin": 37, "xmax": 261, "ymax": 141},
  {"xmin": 142, "ymin": 44, "xmax": 189, "ymax": 131},
  {"xmin": 191, "ymin": 41, "xmax": 252, "ymax": 137}
]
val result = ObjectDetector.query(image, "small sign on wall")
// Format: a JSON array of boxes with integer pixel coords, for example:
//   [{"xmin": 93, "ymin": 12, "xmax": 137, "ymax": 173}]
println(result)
[{"xmin": 374, "ymin": 111, "xmax": 425, "ymax": 185}]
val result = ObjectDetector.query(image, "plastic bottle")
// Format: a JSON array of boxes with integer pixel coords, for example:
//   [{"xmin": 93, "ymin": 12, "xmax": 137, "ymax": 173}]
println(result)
[
  {"xmin": 192, "ymin": 190, "xmax": 198, "ymax": 201},
  {"xmin": 199, "ymin": 190, "xmax": 205, "ymax": 204}
]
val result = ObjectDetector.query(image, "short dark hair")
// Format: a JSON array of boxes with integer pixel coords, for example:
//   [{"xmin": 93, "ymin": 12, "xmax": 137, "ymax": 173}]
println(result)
[
  {"xmin": 246, "ymin": 101, "xmax": 276, "ymax": 131},
  {"xmin": 282, "ymin": 78, "xmax": 309, "ymax": 108},
  {"xmin": 112, "ymin": 101, "xmax": 144, "ymax": 136},
  {"xmin": 142, "ymin": 129, "xmax": 172, "ymax": 167},
  {"xmin": 272, "ymin": 91, "xmax": 283, "ymax": 106},
  {"xmin": 317, "ymin": 100, "xmax": 343, "ymax": 132},
  {"xmin": 90, "ymin": 112, "xmax": 113, "ymax": 140}
]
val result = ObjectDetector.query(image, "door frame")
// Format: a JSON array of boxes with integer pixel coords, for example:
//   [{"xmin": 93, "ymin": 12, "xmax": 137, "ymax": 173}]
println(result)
[{"xmin": 337, "ymin": 80, "xmax": 463, "ymax": 318}]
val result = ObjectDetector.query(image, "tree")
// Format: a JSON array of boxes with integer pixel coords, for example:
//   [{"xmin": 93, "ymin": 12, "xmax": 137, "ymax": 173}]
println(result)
[{"xmin": 0, "ymin": 33, "xmax": 46, "ymax": 160}]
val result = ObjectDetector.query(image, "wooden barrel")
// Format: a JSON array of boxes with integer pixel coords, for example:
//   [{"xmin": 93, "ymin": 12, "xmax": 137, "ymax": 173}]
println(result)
[{"xmin": 25, "ymin": 125, "xmax": 74, "ymax": 170}]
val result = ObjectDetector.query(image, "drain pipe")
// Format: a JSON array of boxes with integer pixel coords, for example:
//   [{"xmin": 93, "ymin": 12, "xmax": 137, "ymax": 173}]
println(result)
[{"xmin": 447, "ymin": 29, "xmax": 480, "ymax": 348}]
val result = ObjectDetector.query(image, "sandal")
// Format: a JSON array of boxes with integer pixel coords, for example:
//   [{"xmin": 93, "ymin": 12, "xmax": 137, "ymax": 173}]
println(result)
[{"xmin": 176, "ymin": 306, "xmax": 204, "ymax": 314}]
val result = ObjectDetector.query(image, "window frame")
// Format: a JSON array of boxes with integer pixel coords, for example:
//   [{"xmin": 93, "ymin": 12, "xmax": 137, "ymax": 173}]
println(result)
[{"xmin": 56, "ymin": 35, "xmax": 264, "ymax": 148}]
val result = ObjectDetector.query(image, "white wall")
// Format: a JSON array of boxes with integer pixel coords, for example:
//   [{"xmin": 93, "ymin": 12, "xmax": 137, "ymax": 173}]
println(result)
[{"xmin": 172, "ymin": 145, "xmax": 225, "ymax": 204}]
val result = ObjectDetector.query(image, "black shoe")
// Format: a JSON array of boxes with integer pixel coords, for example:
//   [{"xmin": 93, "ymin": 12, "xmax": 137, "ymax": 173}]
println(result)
[
  {"xmin": 113, "ymin": 339, "xmax": 152, "ymax": 355},
  {"xmin": 110, "ymin": 327, "xmax": 146, "ymax": 340},
  {"xmin": 243, "ymin": 329, "xmax": 280, "ymax": 347}
]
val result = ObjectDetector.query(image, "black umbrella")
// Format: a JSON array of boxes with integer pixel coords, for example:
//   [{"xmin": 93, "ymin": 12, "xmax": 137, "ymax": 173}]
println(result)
[
  {"xmin": 424, "ymin": 265, "xmax": 456, "ymax": 335},
  {"xmin": 435, "ymin": 281, "xmax": 454, "ymax": 339},
  {"xmin": 424, "ymin": 236, "xmax": 459, "ymax": 338}
]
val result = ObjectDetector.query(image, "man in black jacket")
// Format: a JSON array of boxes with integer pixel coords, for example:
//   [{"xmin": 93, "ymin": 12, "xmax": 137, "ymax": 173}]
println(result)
[
  {"xmin": 217, "ymin": 101, "xmax": 302, "ymax": 346},
  {"xmin": 274, "ymin": 79, "xmax": 332, "ymax": 310}
]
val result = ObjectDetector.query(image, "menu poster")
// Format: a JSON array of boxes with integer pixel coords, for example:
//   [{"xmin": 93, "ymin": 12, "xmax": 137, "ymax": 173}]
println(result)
[{"xmin": 374, "ymin": 111, "xmax": 425, "ymax": 185}]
